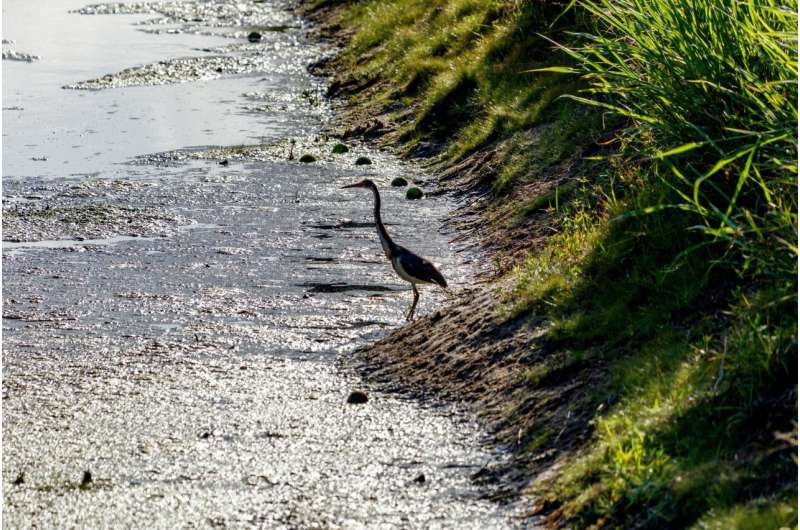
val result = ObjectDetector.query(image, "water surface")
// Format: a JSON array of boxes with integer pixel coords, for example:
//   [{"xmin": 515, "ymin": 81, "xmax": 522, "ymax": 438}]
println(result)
[{"xmin": 2, "ymin": 1, "xmax": 527, "ymax": 527}]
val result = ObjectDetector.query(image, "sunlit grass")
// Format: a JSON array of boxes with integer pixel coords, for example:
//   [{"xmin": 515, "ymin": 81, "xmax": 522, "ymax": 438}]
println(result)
[
  {"xmin": 691, "ymin": 497, "xmax": 797, "ymax": 530},
  {"xmin": 338, "ymin": 0, "xmax": 586, "ymax": 159},
  {"xmin": 542, "ymin": 0, "xmax": 798, "ymax": 281}
]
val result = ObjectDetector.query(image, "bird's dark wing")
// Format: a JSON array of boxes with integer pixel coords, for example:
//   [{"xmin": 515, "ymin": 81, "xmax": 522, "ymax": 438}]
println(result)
[{"xmin": 397, "ymin": 248, "xmax": 448, "ymax": 288}]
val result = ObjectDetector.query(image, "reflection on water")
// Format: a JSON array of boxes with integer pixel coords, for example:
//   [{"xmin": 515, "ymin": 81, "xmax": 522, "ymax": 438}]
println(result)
[
  {"xmin": 2, "ymin": 0, "xmax": 324, "ymax": 179},
  {"xmin": 1, "ymin": 1, "xmax": 526, "ymax": 528},
  {"xmin": 2, "ymin": 234, "xmax": 152, "ymax": 250}
]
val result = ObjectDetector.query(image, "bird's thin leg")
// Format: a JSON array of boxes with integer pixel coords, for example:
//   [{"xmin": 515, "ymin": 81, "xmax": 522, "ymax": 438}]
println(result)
[{"xmin": 406, "ymin": 285, "xmax": 419, "ymax": 322}]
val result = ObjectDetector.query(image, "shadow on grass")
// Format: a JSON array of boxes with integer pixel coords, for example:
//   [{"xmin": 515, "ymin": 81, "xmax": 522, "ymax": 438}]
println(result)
[{"xmin": 515, "ymin": 203, "xmax": 798, "ymax": 528}]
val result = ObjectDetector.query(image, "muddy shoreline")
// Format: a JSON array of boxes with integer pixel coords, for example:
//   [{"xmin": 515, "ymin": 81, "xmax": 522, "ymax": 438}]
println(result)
[{"xmin": 302, "ymin": 2, "xmax": 600, "ymax": 522}]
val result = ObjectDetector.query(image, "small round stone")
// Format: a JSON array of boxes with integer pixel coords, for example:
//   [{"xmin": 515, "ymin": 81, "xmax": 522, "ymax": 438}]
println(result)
[{"xmin": 346, "ymin": 390, "xmax": 368, "ymax": 404}]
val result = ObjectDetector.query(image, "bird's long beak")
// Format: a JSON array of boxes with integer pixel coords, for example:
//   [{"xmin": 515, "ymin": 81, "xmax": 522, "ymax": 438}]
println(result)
[{"xmin": 341, "ymin": 183, "xmax": 361, "ymax": 189}]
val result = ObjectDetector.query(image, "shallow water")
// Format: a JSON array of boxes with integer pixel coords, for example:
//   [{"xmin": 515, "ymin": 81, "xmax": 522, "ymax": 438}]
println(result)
[
  {"xmin": 2, "ymin": 0, "xmax": 321, "ymax": 179},
  {"xmin": 2, "ymin": 1, "xmax": 528, "ymax": 527}
]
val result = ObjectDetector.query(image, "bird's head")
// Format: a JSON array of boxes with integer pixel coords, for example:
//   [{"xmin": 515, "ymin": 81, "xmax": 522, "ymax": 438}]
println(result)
[{"xmin": 341, "ymin": 179, "xmax": 374, "ymax": 190}]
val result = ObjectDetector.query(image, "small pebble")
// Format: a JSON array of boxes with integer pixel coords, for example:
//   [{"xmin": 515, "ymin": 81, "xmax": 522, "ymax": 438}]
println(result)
[
  {"xmin": 346, "ymin": 391, "xmax": 368, "ymax": 404},
  {"xmin": 248, "ymin": 31, "xmax": 262, "ymax": 43},
  {"xmin": 354, "ymin": 156, "xmax": 372, "ymax": 166},
  {"xmin": 391, "ymin": 177, "xmax": 408, "ymax": 187},
  {"xmin": 80, "ymin": 470, "xmax": 93, "ymax": 490},
  {"xmin": 413, "ymin": 473, "xmax": 426, "ymax": 484},
  {"xmin": 332, "ymin": 143, "xmax": 349, "ymax": 154},
  {"xmin": 299, "ymin": 154, "xmax": 316, "ymax": 163}
]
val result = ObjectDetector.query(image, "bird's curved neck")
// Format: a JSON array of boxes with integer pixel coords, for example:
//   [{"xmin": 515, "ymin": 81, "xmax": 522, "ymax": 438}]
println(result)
[{"xmin": 368, "ymin": 184, "xmax": 395, "ymax": 257}]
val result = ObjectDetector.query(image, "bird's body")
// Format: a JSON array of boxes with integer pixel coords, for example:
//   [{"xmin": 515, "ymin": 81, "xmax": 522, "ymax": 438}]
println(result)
[
  {"xmin": 342, "ymin": 179, "xmax": 447, "ymax": 321},
  {"xmin": 390, "ymin": 247, "xmax": 447, "ymax": 287}
]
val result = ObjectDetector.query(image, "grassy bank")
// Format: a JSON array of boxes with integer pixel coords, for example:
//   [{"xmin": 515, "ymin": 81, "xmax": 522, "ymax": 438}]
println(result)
[{"xmin": 308, "ymin": 0, "xmax": 798, "ymax": 527}]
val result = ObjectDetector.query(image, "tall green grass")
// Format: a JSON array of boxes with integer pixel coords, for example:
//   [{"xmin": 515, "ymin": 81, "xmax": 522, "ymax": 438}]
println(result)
[
  {"xmin": 517, "ymin": 1, "xmax": 799, "ymax": 527},
  {"xmin": 541, "ymin": 0, "xmax": 797, "ymax": 280}
]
